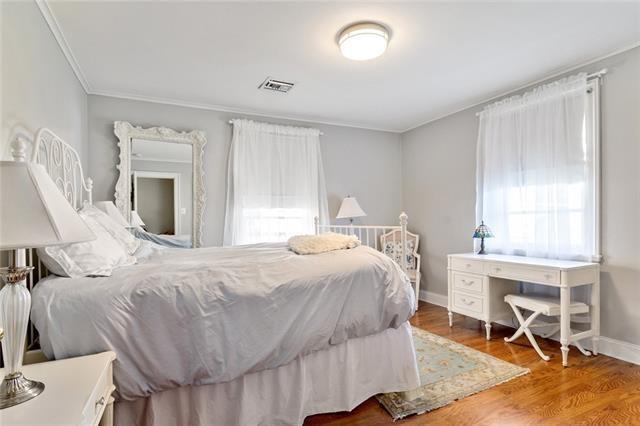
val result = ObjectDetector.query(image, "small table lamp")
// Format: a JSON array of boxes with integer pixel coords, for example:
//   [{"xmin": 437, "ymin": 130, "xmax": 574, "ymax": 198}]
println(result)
[
  {"xmin": 0, "ymin": 161, "xmax": 95, "ymax": 409},
  {"xmin": 473, "ymin": 221, "xmax": 494, "ymax": 255},
  {"xmin": 130, "ymin": 210, "xmax": 146, "ymax": 228},
  {"xmin": 336, "ymin": 196, "xmax": 366, "ymax": 224}
]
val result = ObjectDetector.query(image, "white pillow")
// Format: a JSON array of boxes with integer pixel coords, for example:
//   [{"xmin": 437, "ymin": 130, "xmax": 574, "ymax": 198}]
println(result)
[
  {"xmin": 288, "ymin": 232, "xmax": 360, "ymax": 255},
  {"xmin": 80, "ymin": 204, "xmax": 140, "ymax": 255},
  {"xmin": 37, "ymin": 211, "xmax": 136, "ymax": 278}
]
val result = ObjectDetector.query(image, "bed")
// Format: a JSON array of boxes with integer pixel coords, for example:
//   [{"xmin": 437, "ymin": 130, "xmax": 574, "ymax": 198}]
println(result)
[
  {"xmin": 131, "ymin": 227, "xmax": 192, "ymax": 248},
  {"xmin": 25, "ymin": 128, "xmax": 420, "ymax": 425}
]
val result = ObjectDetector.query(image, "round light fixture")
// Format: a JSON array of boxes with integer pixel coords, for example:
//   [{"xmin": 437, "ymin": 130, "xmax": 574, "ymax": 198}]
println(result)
[{"xmin": 338, "ymin": 22, "xmax": 389, "ymax": 61}]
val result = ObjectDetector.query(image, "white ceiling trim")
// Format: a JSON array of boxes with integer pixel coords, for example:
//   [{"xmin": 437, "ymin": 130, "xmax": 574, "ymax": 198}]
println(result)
[
  {"xmin": 37, "ymin": 1, "xmax": 640, "ymax": 135},
  {"xmin": 401, "ymin": 41, "xmax": 640, "ymax": 133},
  {"xmin": 89, "ymin": 89, "xmax": 403, "ymax": 133},
  {"xmin": 37, "ymin": 0, "xmax": 400, "ymax": 133},
  {"xmin": 36, "ymin": 0, "xmax": 91, "ymax": 93}
]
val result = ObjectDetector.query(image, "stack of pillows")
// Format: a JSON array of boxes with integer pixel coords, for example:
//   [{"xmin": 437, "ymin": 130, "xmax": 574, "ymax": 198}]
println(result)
[{"xmin": 37, "ymin": 204, "xmax": 141, "ymax": 278}]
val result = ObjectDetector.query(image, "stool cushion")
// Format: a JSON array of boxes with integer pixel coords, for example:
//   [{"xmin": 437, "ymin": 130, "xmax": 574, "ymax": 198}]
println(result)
[{"xmin": 504, "ymin": 294, "xmax": 589, "ymax": 317}]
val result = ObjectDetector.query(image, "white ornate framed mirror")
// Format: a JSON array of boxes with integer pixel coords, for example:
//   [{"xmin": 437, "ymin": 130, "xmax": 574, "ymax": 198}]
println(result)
[{"xmin": 114, "ymin": 121, "xmax": 207, "ymax": 247}]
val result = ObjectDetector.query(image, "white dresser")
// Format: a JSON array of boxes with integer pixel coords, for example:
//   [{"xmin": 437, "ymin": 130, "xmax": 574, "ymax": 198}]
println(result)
[
  {"xmin": 0, "ymin": 351, "xmax": 116, "ymax": 425},
  {"xmin": 447, "ymin": 253, "xmax": 600, "ymax": 366}
]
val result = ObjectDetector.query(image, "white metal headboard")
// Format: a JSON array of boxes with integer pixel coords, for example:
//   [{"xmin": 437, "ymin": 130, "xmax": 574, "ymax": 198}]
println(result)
[
  {"xmin": 19, "ymin": 128, "xmax": 94, "ymax": 349},
  {"xmin": 32, "ymin": 128, "xmax": 93, "ymax": 210}
]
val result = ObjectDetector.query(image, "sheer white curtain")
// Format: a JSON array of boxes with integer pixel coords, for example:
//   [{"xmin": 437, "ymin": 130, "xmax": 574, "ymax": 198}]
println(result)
[
  {"xmin": 223, "ymin": 119, "xmax": 329, "ymax": 245},
  {"xmin": 476, "ymin": 73, "xmax": 597, "ymax": 261}
]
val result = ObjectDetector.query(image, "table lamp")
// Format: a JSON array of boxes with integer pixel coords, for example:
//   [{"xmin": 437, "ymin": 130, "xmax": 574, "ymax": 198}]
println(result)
[
  {"xmin": 336, "ymin": 196, "xmax": 366, "ymax": 224},
  {"xmin": 130, "ymin": 210, "xmax": 146, "ymax": 228},
  {"xmin": 0, "ymin": 161, "xmax": 95, "ymax": 409},
  {"xmin": 473, "ymin": 221, "xmax": 494, "ymax": 255}
]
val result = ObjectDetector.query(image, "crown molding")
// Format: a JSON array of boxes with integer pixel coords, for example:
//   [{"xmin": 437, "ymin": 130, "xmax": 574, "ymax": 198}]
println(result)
[
  {"xmin": 35, "ymin": 0, "xmax": 401, "ymax": 133},
  {"xmin": 89, "ymin": 89, "xmax": 403, "ymax": 133},
  {"xmin": 37, "ymin": 0, "xmax": 639, "ymax": 135},
  {"xmin": 36, "ymin": 0, "xmax": 91, "ymax": 93},
  {"xmin": 401, "ymin": 41, "xmax": 640, "ymax": 133}
]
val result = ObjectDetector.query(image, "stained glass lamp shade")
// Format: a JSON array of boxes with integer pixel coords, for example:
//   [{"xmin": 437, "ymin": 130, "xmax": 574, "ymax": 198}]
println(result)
[{"xmin": 473, "ymin": 221, "xmax": 494, "ymax": 255}]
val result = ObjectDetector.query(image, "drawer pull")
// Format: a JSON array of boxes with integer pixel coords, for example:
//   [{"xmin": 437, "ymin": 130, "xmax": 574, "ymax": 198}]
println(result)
[
  {"xmin": 95, "ymin": 396, "xmax": 106, "ymax": 413},
  {"xmin": 460, "ymin": 298, "xmax": 475, "ymax": 306},
  {"xmin": 494, "ymin": 267, "xmax": 502, "ymax": 272},
  {"xmin": 544, "ymin": 273, "xmax": 553, "ymax": 280},
  {"xmin": 466, "ymin": 263, "xmax": 472, "ymax": 268},
  {"xmin": 461, "ymin": 279, "xmax": 475, "ymax": 286}
]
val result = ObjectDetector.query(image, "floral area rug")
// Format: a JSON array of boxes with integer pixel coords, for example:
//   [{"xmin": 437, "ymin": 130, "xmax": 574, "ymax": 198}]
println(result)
[{"xmin": 377, "ymin": 327, "xmax": 530, "ymax": 420}]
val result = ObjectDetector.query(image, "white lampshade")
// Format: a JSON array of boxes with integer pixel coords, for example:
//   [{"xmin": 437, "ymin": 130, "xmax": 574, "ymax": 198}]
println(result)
[
  {"xmin": 0, "ymin": 161, "xmax": 95, "ymax": 250},
  {"xmin": 94, "ymin": 201, "xmax": 129, "ymax": 227},
  {"xmin": 336, "ymin": 196, "xmax": 367, "ymax": 220},
  {"xmin": 130, "ymin": 210, "xmax": 146, "ymax": 227}
]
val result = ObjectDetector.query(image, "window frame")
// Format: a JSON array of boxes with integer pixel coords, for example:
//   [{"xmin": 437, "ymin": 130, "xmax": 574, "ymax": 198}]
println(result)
[{"xmin": 588, "ymin": 78, "xmax": 602, "ymax": 262}]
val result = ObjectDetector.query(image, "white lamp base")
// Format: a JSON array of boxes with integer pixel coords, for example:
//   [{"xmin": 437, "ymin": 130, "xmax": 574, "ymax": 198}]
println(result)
[{"xmin": 0, "ymin": 266, "xmax": 44, "ymax": 409}]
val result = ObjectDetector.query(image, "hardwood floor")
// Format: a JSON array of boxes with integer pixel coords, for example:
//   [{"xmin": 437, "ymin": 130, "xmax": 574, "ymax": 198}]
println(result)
[{"xmin": 305, "ymin": 301, "xmax": 640, "ymax": 425}]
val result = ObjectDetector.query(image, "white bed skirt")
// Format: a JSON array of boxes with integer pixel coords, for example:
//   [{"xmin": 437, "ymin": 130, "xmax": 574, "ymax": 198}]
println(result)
[{"xmin": 115, "ymin": 322, "xmax": 419, "ymax": 426}]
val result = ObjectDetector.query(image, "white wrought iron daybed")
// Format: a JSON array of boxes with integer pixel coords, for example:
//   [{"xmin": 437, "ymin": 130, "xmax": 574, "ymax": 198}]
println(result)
[
  {"xmin": 17, "ymin": 129, "xmax": 419, "ymax": 425},
  {"xmin": 315, "ymin": 217, "xmax": 422, "ymax": 302}
]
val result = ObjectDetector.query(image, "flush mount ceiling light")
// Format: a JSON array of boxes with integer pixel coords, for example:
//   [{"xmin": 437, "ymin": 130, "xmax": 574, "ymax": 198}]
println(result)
[{"xmin": 338, "ymin": 22, "xmax": 389, "ymax": 61}]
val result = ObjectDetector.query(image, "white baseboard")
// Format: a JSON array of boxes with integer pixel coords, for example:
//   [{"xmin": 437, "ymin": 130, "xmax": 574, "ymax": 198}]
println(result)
[
  {"xmin": 420, "ymin": 290, "xmax": 640, "ymax": 366},
  {"xmin": 495, "ymin": 319, "xmax": 640, "ymax": 366},
  {"xmin": 590, "ymin": 336, "xmax": 640, "ymax": 365},
  {"xmin": 418, "ymin": 290, "xmax": 447, "ymax": 307}
]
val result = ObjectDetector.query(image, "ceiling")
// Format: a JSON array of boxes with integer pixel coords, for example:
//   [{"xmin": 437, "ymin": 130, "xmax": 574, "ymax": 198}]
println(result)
[{"xmin": 46, "ymin": 1, "xmax": 640, "ymax": 132}]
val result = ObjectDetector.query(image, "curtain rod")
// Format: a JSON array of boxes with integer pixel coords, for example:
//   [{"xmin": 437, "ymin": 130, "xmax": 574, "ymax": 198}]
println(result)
[
  {"xmin": 228, "ymin": 120, "xmax": 324, "ymax": 135},
  {"xmin": 475, "ymin": 68, "xmax": 607, "ymax": 117}
]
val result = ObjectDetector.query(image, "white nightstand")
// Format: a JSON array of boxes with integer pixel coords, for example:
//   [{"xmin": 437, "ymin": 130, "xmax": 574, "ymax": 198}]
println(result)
[{"xmin": 0, "ymin": 351, "xmax": 116, "ymax": 426}]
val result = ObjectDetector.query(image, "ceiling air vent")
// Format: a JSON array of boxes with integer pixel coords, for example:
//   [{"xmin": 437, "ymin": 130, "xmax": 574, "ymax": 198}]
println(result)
[{"xmin": 259, "ymin": 77, "xmax": 294, "ymax": 93}]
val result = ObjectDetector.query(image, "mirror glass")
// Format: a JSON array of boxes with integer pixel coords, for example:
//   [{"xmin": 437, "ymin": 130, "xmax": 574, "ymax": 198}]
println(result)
[{"xmin": 130, "ymin": 138, "xmax": 193, "ymax": 247}]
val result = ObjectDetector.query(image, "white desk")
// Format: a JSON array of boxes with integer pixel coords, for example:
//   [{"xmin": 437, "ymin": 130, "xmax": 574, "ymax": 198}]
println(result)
[{"xmin": 447, "ymin": 253, "xmax": 600, "ymax": 366}]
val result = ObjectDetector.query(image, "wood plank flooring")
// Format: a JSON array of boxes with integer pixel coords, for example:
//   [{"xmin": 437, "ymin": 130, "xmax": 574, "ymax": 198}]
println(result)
[{"xmin": 305, "ymin": 301, "xmax": 640, "ymax": 425}]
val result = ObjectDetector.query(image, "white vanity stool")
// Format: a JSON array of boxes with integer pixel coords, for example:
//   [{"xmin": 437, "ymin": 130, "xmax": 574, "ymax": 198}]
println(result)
[{"xmin": 504, "ymin": 294, "xmax": 592, "ymax": 363}]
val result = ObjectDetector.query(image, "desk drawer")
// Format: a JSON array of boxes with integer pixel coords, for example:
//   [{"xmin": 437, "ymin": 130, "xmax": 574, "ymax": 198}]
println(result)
[
  {"xmin": 487, "ymin": 263, "xmax": 560, "ymax": 285},
  {"xmin": 453, "ymin": 291, "xmax": 484, "ymax": 314},
  {"xmin": 452, "ymin": 272, "xmax": 484, "ymax": 294},
  {"xmin": 450, "ymin": 258, "xmax": 484, "ymax": 274}
]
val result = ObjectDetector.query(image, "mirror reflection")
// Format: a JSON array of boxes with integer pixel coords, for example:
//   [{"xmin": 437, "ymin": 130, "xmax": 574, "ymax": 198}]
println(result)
[{"xmin": 130, "ymin": 138, "xmax": 193, "ymax": 248}]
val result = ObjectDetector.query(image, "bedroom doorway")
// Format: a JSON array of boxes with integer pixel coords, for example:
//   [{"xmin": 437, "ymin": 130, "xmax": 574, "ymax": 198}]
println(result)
[{"xmin": 132, "ymin": 171, "xmax": 181, "ymax": 235}]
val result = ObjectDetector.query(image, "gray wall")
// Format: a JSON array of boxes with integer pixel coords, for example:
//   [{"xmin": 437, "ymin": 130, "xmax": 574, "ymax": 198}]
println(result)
[
  {"xmin": 1, "ymin": 1, "xmax": 87, "ymax": 164},
  {"xmin": 87, "ymin": 95, "xmax": 403, "ymax": 246},
  {"xmin": 401, "ymin": 46, "xmax": 640, "ymax": 345}
]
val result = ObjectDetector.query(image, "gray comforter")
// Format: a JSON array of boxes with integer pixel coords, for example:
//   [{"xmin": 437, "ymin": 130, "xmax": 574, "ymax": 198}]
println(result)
[{"xmin": 31, "ymin": 243, "xmax": 415, "ymax": 400}]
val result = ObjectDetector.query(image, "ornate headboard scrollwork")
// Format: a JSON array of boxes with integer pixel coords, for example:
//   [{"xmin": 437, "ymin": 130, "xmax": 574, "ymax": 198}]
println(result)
[
  {"xmin": 32, "ymin": 128, "xmax": 93, "ymax": 210},
  {"xmin": 6, "ymin": 128, "xmax": 94, "ymax": 350}
]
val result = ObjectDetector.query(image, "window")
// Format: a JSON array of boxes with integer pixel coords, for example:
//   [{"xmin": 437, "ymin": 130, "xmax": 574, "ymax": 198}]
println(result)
[
  {"xmin": 240, "ymin": 206, "xmax": 313, "ymax": 244},
  {"xmin": 223, "ymin": 119, "xmax": 329, "ymax": 245},
  {"xmin": 476, "ymin": 74, "xmax": 600, "ymax": 261}
]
